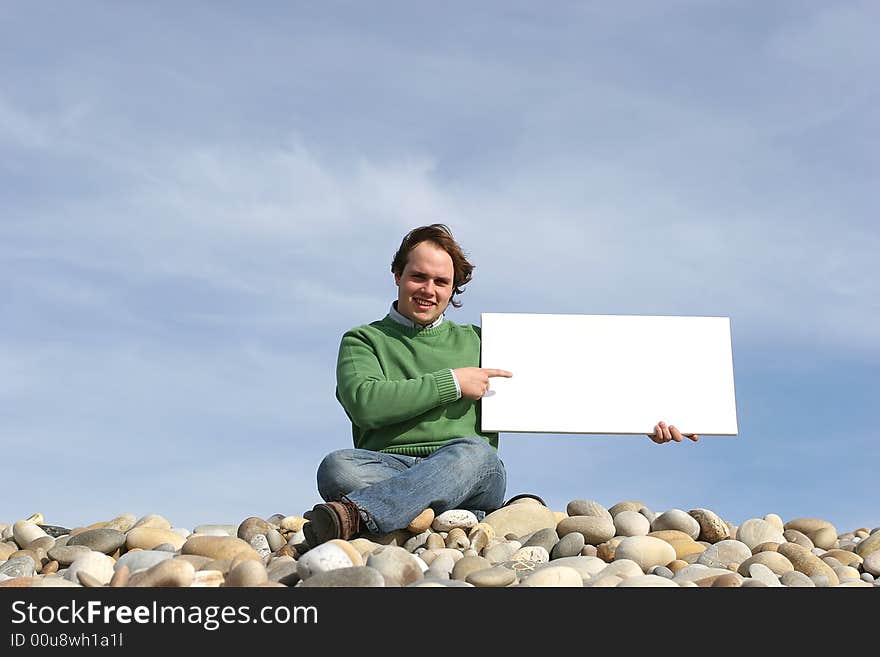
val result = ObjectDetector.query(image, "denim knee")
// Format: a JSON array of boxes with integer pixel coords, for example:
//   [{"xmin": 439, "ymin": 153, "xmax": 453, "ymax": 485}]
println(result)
[
  {"xmin": 316, "ymin": 449, "xmax": 360, "ymax": 501},
  {"xmin": 442, "ymin": 436, "xmax": 503, "ymax": 474}
]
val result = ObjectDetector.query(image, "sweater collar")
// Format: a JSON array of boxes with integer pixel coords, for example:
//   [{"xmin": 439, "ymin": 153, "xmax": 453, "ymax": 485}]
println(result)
[{"xmin": 389, "ymin": 300, "xmax": 445, "ymax": 330}]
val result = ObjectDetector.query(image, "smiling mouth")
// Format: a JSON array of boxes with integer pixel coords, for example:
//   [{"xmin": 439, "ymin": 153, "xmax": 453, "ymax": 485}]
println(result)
[{"xmin": 413, "ymin": 298, "xmax": 435, "ymax": 309}]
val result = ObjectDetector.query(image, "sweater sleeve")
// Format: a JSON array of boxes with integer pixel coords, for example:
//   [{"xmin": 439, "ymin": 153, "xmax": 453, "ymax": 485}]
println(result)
[{"xmin": 336, "ymin": 330, "xmax": 460, "ymax": 430}]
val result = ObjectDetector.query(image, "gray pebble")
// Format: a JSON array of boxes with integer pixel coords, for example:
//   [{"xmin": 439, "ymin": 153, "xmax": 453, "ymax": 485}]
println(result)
[
  {"xmin": 551, "ymin": 532, "xmax": 585, "ymax": 560},
  {"xmin": 523, "ymin": 528, "xmax": 559, "ymax": 555},
  {"xmin": 0, "ymin": 556, "xmax": 36, "ymax": 579},
  {"xmin": 651, "ymin": 566, "xmax": 674, "ymax": 579},
  {"xmin": 66, "ymin": 528, "xmax": 126, "ymax": 555},
  {"xmin": 298, "ymin": 566, "xmax": 385, "ymax": 587}
]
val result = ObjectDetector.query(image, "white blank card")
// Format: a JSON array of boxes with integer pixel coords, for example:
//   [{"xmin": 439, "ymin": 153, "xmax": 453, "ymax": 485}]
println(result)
[{"xmin": 479, "ymin": 313, "xmax": 738, "ymax": 436}]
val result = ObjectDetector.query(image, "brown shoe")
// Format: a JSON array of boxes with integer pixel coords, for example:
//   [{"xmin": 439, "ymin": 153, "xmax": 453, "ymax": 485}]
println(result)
[{"xmin": 303, "ymin": 499, "xmax": 362, "ymax": 546}]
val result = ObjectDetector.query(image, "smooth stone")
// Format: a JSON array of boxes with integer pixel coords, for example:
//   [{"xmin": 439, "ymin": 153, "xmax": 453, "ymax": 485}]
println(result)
[
  {"xmin": 748, "ymin": 562, "xmax": 783, "ymax": 586},
  {"xmin": 191, "ymin": 570, "xmax": 225, "ymax": 587},
  {"xmin": 736, "ymin": 519, "xmax": 785, "ymax": 550},
  {"xmin": 652, "ymin": 566, "xmax": 674, "ymax": 579},
  {"xmin": 366, "ymin": 545, "xmax": 424, "ymax": 586},
  {"xmin": 783, "ymin": 529, "xmax": 814, "ymax": 549},
  {"xmin": 780, "ymin": 570, "xmax": 815, "ymax": 587},
  {"xmin": 451, "ymin": 555, "xmax": 492, "ymax": 581},
  {"xmin": 512, "ymin": 546, "xmax": 550, "ymax": 564},
  {"xmin": 407, "ymin": 578, "xmax": 473, "ymax": 587},
  {"xmin": 596, "ymin": 559, "xmax": 644, "ymax": 581},
  {"xmin": 466, "ymin": 565, "xmax": 517, "ymax": 587},
  {"xmin": 0, "ymin": 556, "xmax": 36, "ymax": 579},
  {"xmin": 483, "ymin": 542, "xmax": 520, "ymax": 564},
  {"xmin": 432, "ymin": 510, "xmax": 478, "ymax": 532},
  {"xmin": 126, "ymin": 527, "xmax": 187, "ymax": 551},
  {"xmin": 614, "ymin": 511, "xmax": 650, "ymax": 537},
  {"xmin": 265, "ymin": 529, "xmax": 286, "ymax": 553},
  {"xmin": 753, "ymin": 542, "xmax": 781, "ymax": 553},
  {"xmin": 608, "ymin": 501, "xmax": 646, "ymax": 517},
  {"xmin": 651, "ymin": 509, "xmax": 701, "ymax": 539},
  {"xmin": 425, "ymin": 554, "xmax": 456, "ymax": 578},
  {"xmin": 153, "ymin": 543, "xmax": 177, "ymax": 553},
  {"xmin": 810, "ymin": 574, "xmax": 830, "ymax": 587},
  {"xmin": 42, "ymin": 561, "xmax": 59, "ymax": 575},
  {"xmin": 104, "ymin": 515, "xmax": 137, "ymax": 533},
  {"xmin": 821, "ymin": 549, "xmax": 862, "ymax": 568},
  {"xmin": 855, "ymin": 532, "xmax": 880, "ymax": 559},
  {"xmin": 129, "ymin": 558, "xmax": 195, "ymax": 587},
  {"xmin": 132, "ymin": 514, "xmax": 172, "ymax": 530},
  {"xmin": 741, "ymin": 579, "xmax": 769, "ymax": 587},
  {"xmin": 584, "ymin": 575, "xmax": 623, "ymax": 587},
  {"xmin": 778, "ymin": 543, "xmax": 839, "ymax": 585},
  {"xmin": 673, "ymin": 565, "xmax": 733, "ymax": 584},
  {"xmin": 617, "ymin": 574, "xmax": 680, "ymax": 587},
  {"xmin": 737, "ymin": 552, "xmax": 794, "ymax": 577},
  {"xmin": 710, "ymin": 573, "xmax": 743, "ymax": 587},
  {"xmin": 115, "ymin": 550, "xmax": 174, "ymax": 574},
  {"xmin": 280, "ymin": 517, "xmax": 307, "ymax": 533},
  {"xmin": 556, "ymin": 516, "xmax": 615, "ymax": 545},
  {"xmin": 860, "ymin": 572, "xmax": 874, "ymax": 583},
  {"xmin": 0, "ymin": 543, "xmax": 18, "ymax": 560},
  {"xmin": 551, "ymin": 532, "xmax": 585, "ymax": 559},
  {"xmin": 65, "ymin": 552, "xmax": 115, "ymax": 585},
  {"xmin": 468, "ymin": 529, "xmax": 491, "ymax": 554},
  {"xmin": 763, "ymin": 513, "xmax": 784, "ymax": 532},
  {"xmin": 668, "ymin": 559, "xmax": 689, "ymax": 574},
  {"xmin": 810, "ymin": 526, "xmax": 839, "ymax": 550},
  {"xmin": 688, "ymin": 509, "xmax": 730, "ymax": 543},
  {"xmin": 697, "ymin": 540, "xmax": 752, "ymax": 569},
  {"xmin": 26, "ymin": 536, "xmax": 56, "ymax": 552},
  {"xmin": 445, "ymin": 528, "xmax": 469, "ymax": 549},
  {"xmin": 238, "ymin": 517, "xmax": 273, "ymax": 542},
  {"xmin": 580, "ymin": 545, "xmax": 598, "ymax": 558},
  {"xmin": 67, "ymin": 528, "xmax": 126, "ymax": 555},
  {"xmin": 181, "ymin": 536, "xmax": 261, "ymax": 562},
  {"xmin": 403, "ymin": 530, "xmax": 432, "ymax": 553},
  {"xmin": 523, "ymin": 527, "xmax": 559, "ymax": 554},
  {"xmin": 46, "ymin": 545, "xmax": 91, "ymax": 567},
  {"xmin": 12, "ymin": 521, "xmax": 47, "ymax": 548},
  {"xmin": 833, "ymin": 565, "xmax": 861, "ymax": 582},
  {"xmin": 615, "ymin": 536, "xmax": 677, "ymax": 572},
  {"xmin": 266, "ymin": 560, "xmax": 300, "ymax": 586},
  {"xmin": 425, "ymin": 534, "xmax": 445, "ymax": 550},
  {"xmin": 536, "ymin": 555, "xmax": 606, "ymax": 582},
  {"xmin": 482, "ymin": 505, "xmax": 558, "ymax": 538},
  {"xmin": 783, "ymin": 517, "xmax": 834, "ymax": 536},
  {"xmin": 407, "ymin": 509, "xmax": 435, "ymax": 534},
  {"xmin": 834, "ymin": 579, "xmax": 873, "ymax": 587},
  {"xmin": 193, "ymin": 525, "xmax": 236, "ymax": 537},
  {"xmin": 519, "ymin": 565, "xmax": 582, "ymax": 587},
  {"xmin": 249, "ymin": 534, "xmax": 272, "ymax": 560},
  {"xmin": 863, "ymin": 551, "xmax": 880, "ymax": 576},
  {"xmin": 418, "ymin": 548, "xmax": 464, "ymax": 566},
  {"xmin": 109, "ymin": 566, "xmax": 129, "ymax": 587},
  {"xmin": 299, "ymin": 566, "xmax": 385, "ymax": 587},
  {"xmin": 225, "ymin": 560, "xmax": 269, "ymax": 587},
  {"xmin": 77, "ymin": 570, "xmax": 105, "ymax": 587},
  {"xmin": 297, "ymin": 543, "xmax": 355, "ymax": 580},
  {"xmin": 566, "ymin": 500, "xmax": 614, "ymax": 524}
]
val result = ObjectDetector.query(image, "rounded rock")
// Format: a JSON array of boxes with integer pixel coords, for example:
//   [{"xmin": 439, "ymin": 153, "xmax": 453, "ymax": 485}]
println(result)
[
  {"xmin": 365, "ymin": 545, "xmax": 424, "ymax": 586},
  {"xmin": 556, "ymin": 516, "xmax": 615, "ymax": 545},
  {"xmin": 129, "ymin": 558, "xmax": 195, "ymax": 587},
  {"xmin": 482, "ymin": 505, "xmax": 558, "ymax": 538},
  {"xmin": 688, "ymin": 509, "xmax": 730, "ymax": 543},
  {"xmin": 697, "ymin": 540, "xmax": 752, "ymax": 569},
  {"xmin": 565, "ymin": 500, "xmax": 614, "ymax": 524},
  {"xmin": 613, "ymin": 536, "xmax": 676, "ymax": 573},
  {"xmin": 737, "ymin": 551, "xmax": 794, "ymax": 577},
  {"xmin": 614, "ymin": 511, "xmax": 650, "ymax": 537},
  {"xmin": 47, "ymin": 545, "xmax": 91, "ymax": 567},
  {"xmin": 181, "ymin": 536, "xmax": 261, "ymax": 562},
  {"xmin": 451, "ymin": 555, "xmax": 492, "ymax": 581},
  {"xmin": 127, "ymin": 527, "xmax": 187, "ymax": 552},
  {"xmin": 432, "ymin": 510, "xmax": 478, "ymax": 532},
  {"xmin": 299, "ymin": 566, "xmax": 385, "ymax": 587},
  {"xmin": 115, "ymin": 550, "xmax": 174, "ymax": 574},
  {"xmin": 519, "ymin": 565, "xmax": 582, "ymax": 587},
  {"xmin": 778, "ymin": 543, "xmax": 839, "ymax": 586},
  {"xmin": 466, "ymin": 565, "xmax": 517, "ymax": 587},
  {"xmin": 237, "ymin": 517, "xmax": 273, "ymax": 543},
  {"xmin": 12, "ymin": 521, "xmax": 48, "ymax": 548},
  {"xmin": 651, "ymin": 509, "xmax": 701, "ymax": 539},
  {"xmin": 736, "ymin": 519, "xmax": 785, "ymax": 551},
  {"xmin": 551, "ymin": 532, "xmax": 585, "ymax": 559},
  {"xmin": 225, "ymin": 560, "xmax": 269, "ymax": 587},
  {"xmin": 65, "ymin": 552, "xmax": 115, "ymax": 585},
  {"xmin": 67, "ymin": 528, "xmax": 126, "ymax": 555}
]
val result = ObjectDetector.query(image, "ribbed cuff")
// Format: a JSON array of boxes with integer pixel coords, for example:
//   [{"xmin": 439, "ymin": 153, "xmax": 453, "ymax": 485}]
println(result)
[{"xmin": 434, "ymin": 368, "xmax": 460, "ymax": 405}]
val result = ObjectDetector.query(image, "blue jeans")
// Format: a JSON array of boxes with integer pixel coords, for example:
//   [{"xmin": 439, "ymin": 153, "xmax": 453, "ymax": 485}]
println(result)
[{"xmin": 316, "ymin": 436, "xmax": 507, "ymax": 534}]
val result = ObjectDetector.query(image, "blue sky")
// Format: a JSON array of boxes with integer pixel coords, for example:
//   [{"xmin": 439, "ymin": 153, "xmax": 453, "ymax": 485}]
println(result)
[{"xmin": 2, "ymin": 2, "xmax": 877, "ymax": 534}]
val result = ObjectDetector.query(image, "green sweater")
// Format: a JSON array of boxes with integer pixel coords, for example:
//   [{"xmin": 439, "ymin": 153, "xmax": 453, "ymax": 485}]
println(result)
[{"xmin": 335, "ymin": 315, "xmax": 498, "ymax": 456}]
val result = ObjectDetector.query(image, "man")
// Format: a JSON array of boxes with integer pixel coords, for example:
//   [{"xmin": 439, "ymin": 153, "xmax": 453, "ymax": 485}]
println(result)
[{"xmin": 304, "ymin": 224, "xmax": 697, "ymax": 547}]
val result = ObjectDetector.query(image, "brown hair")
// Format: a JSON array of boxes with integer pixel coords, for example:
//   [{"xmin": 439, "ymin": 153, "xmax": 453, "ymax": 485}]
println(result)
[{"xmin": 391, "ymin": 224, "xmax": 474, "ymax": 308}]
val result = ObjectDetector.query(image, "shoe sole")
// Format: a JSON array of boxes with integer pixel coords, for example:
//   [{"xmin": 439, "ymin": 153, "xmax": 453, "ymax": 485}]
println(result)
[{"xmin": 303, "ymin": 504, "xmax": 341, "ymax": 547}]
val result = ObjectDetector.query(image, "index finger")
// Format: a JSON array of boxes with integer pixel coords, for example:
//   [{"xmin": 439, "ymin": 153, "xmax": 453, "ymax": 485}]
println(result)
[{"xmin": 484, "ymin": 369, "xmax": 513, "ymax": 378}]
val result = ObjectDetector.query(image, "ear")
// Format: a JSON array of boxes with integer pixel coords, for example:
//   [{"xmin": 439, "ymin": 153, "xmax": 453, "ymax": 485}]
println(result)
[{"xmin": 393, "ymin": 272, "xmax": 400, "ymax": 286}]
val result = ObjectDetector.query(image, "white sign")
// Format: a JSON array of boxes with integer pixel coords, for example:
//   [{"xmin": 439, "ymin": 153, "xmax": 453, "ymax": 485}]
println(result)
[{"xmin": 479, "ymin": 313, "xmax": 738, "ymax": 436}]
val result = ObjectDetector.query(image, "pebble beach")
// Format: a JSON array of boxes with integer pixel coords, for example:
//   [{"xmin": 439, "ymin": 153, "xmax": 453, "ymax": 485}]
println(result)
[{"xmin": 2, "ymin": 500, "xmax": 878, "ymax": 588}]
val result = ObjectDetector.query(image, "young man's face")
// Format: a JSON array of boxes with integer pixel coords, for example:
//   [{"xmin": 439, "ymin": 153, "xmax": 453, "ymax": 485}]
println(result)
[{"xmin": 394, "ymin": 241, "xmax": 455, "ymax": 326}]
